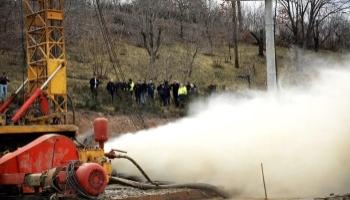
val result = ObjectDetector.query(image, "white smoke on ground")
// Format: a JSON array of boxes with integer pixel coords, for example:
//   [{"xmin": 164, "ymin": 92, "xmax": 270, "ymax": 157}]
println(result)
[{"xmin": 106, "ymin": 58, "xmax": 350, "ymax": 198}]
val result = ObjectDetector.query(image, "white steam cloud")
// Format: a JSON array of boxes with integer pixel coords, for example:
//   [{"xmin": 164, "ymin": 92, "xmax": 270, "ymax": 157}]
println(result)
[{"xmin": 106, "ymin": 57, "xmax": 350, "ymax": 198}]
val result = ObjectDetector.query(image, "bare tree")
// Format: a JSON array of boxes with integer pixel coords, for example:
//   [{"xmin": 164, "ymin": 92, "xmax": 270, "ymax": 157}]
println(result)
[
  {"xmin": 245, "ymin": 3, "xmax": 265, "ymax": 56},
  {"xmin": 141, "ymin": 18, "xmax": 162, "ymax": 66},
  {"xmin": 133, "ymin": 0, "xmax": 167, "ymax": 78},
  {"xmin": 278, "ymin": 0, "xmax": 350, "ymax": 49},
  {"xmin": 174, "ymin": 0, "xmax": 190, "ymax": 39},
  {"xmin": 202, "ymin": 0, "xmax": 217, "ymax": 55},
  {"xmin": 182, "ymin": 30, "xmax": 200, "ymax": 80},
  {"xmin": 227, "ymin": 0, "xmax": 240, "ymax": 68}
]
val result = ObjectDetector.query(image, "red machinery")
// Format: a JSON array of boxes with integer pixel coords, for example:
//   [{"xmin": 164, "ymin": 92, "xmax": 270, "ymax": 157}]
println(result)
[
  {"xmin": 0, "ymin": 132, "xmax": 109, "ymax": 199},
  {"xmin": 0, "ymin": 0, "xmax": 112, "ymax": 198}
]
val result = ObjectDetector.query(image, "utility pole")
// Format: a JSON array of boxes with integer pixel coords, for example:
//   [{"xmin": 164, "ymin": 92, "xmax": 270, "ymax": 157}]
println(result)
[
  {"xmin": 265, "ymin": 0, "xmax": 277, "ymax": 90},
  {"xmin": 227, "ymin": 0, "xmax": 277, "ymax": 90}
]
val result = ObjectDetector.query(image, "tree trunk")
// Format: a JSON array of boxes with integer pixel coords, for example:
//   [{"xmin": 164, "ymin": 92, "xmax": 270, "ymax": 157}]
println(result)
[
  {"xmin": 258, "ymin": 29, "xmax": 264, "ymax": 57},
  {"xmin": 180, "ymin": 19, "xmax": 184, "ymax": 39},
  {"xmin": 231, "ymin": 0, "xmax": 239, "ymax": 69},
  {"xmin": 237, "ymin": 0, "xmax": 243, "ymax": 31}
]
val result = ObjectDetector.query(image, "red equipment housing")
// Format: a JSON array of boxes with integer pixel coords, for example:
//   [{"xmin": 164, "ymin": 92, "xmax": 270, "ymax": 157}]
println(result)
[
  {"xmin": 94, "ymin": 118, "xmax": 109, "ymax": 149},
  {"xmin": 0, "ymin": 134, "xmax": 78, "ymax": 182},
  {"xmin": 0, "ymin": 134, "xmax": 108, "ymax": 197},
  {"xmin": 76, "ymin": 163, "xmax": 108, "ymax": 196}
]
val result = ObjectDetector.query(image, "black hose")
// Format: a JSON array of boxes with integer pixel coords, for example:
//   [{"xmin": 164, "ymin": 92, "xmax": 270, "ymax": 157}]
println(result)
[
  {"xmin": 67, "ymin": 94, "xmax": 76, "ymax": 124},
  {"xmin": 115, "ymin": 155, "xmax": 158, "ymax": 186},
  {"xmin": 109, "ymin": 176, "xmax": 230, "ymax": 199}
]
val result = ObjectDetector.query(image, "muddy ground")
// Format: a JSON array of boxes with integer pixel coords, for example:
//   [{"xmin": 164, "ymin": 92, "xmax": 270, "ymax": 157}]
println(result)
[{"xmin": 75, "ymin": 110, "xmax": 176, "ymax": 137}]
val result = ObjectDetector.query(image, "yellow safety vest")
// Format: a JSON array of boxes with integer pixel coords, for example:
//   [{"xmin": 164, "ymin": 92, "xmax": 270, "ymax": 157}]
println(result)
[
  {"xmin": 129, "ymin": 82, "xmax": 135, "ymax": 92},
  {"xmin": 178, "ymin": 86, "xmax": 187, "ymax": 96}
]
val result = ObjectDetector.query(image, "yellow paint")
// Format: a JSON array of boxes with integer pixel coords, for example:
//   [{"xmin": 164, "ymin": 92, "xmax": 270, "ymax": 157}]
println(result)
[
  {"xmin": 47, "ymin": 11, "xmax": 64, "ymax": 20},
  {"xmin": 0, "ymin": 115, "xmax": 5, "ymax": 126},
  {"xmin": 48, "ymin": 60, "xmax": 67, "ymax": 95},
  {"xmin": 78, "ymin": 148, "xmax": 113, "ymax": 183},
  {"xmin": 0, "ymin": 125, "xmax": 78, "ymax": 135},
  {"xmin": 22, "ymin": 0, "xmax": 68, "ymax": 124}
]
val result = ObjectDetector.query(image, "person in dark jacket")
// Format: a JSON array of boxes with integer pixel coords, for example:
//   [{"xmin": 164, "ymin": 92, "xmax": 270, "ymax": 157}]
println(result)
[
  {"xmin": 89, "ymin": 75, "xmax": 100, "ymax": 100},
  {"xmin": 163, "ymin": 81, "xmax": 171, "ymax": 106},
  {"xmin": 106, "ymin": 79, "xmax": 115, "ymax": 102},
  {"xmin": 157, "ymin": 83, "xmax": 164, "ymax": 105},
  {"xmin": 171, "ymin": 80, "xmax": 180, "ymax": 107},
  {"xmin": 147, "ymin": 80, "xmax": 155, "ymax": 100},
  {"xmin": 134, "ymin": 80, "xmax": 142, "ymax": 104},
  {"xmin": 141, "ymin": 80, "xmax": 148, "ymax": 104}
]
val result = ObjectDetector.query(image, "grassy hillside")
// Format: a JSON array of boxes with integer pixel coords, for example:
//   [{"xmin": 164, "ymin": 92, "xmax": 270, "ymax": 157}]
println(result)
[{"xmin": 1, "ymin": 41, "xmax": 344, "ymax": 115}]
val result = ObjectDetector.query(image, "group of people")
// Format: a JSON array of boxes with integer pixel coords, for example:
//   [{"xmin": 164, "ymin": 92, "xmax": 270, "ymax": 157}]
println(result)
[
  {"xmin": 0, "ymin": 72, "xmax": 10, "ymax": 101},
  {"xmin": 90, "ymin": 76, "xmax": 198, "ymax": 107}
]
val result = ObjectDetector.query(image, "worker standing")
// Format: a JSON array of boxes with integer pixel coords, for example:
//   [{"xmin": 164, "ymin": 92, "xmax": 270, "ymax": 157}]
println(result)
[
  {"xmin": 178, "ymin": 83, "xmax": 188, "ymax": 108},
  {"xmin": 147, "ymin": 80, "xmax": 155, "ymax": 100},
  {"xmin": 128, "ymin": 79, "xmax": 135, "ymax": 97},
  {"xmin": 157, "ymin": 83, "xmax": 165, "ymax": 105},
  {"xmin": 163, "ymin": 81, "xmax": 171, "ymax": 106},
  {"xmin": 0, "ymin": 72, "xmax": 10, "ymax": 101},
  {"xmin": 171, "ymin": 80, "xmax": 180, "ymax": 107},
  {"xmin": 134, "ymin": 80, "xmax": 142, "ymax": 104},
  {"xmin": 106, "ymin": 79, "xmax": 115, "ymax": 103},
  {"xmin": 141, "ymin": 80, "xmax": 147, "ymax": 104},
  {"xmin": 89, "ymin": 75, "xmax": 100, "ymax": 101}
]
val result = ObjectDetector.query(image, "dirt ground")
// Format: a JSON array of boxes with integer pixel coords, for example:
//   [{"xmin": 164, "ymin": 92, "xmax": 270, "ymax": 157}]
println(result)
[
  {"xmin": 75, "ymin": 109, "xmax": 176, "ymax": 137},
  {"xmin": 103, "ymin": 185, "xmax": 219, "ymax": 200}
]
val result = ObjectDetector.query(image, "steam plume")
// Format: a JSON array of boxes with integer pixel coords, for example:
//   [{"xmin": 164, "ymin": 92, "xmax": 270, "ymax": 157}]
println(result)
[{"xmin": 106, "ymin": 58, "xmax": 350, "ymax": 198}]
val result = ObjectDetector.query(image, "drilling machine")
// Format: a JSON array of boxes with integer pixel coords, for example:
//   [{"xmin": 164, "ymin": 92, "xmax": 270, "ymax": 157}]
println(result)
[
  {"xmin": 0, "ymin": 0, "xmax": 112, "ymax": 199},
  {"xmin": 0, "ymin": 1, "xmax": 229, "ymax": 199}
]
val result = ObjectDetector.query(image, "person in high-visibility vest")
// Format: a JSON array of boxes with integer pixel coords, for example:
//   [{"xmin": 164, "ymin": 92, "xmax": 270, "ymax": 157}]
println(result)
[
  {"xmin": 128, "ymin": 79, "xmax": 135, "ymax": 92},
  {"xmin": 178, "ymin": 83, "xmax": 187, "ymax": 107},
  {"xmin": 128, "ymin": 79, "xmax": 135, "ymax": 100}
]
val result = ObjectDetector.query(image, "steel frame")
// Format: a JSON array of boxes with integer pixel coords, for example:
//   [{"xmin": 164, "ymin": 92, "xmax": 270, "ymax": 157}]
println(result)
[{"xmin": 23, "ymin": 0, "xmax": 67, "ymax": 124}]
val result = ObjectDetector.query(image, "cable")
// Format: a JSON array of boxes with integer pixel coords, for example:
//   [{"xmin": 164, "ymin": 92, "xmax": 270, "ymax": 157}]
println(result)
[
  {"xmin": 93, "ymin": 0, "xmax": 147, "ymax": 130},
  {"xmin": 67, "ymin": 94, "xmax": 76, "ymax": 124},
  {"xmin": 94, "ymin": 0, "xmax": 123, "ymax": 81},
  {"xmin": 109, "ymin": 176, "xmax": 230, "ymax": 199},
  {"xmin": 66, "ymin": 161, "xmax": 98, "ymax": 200},
  {"xmin": 19, "ymin": 0, "xmax": 26, "ymax": 105}
]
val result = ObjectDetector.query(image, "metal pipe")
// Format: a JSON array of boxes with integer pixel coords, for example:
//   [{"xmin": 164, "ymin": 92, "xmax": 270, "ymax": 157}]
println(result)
[
  {"xmin": 11, "ymin": 64, "xmax": 63, "ymax": 123},
  {"xmin": 40, "ymin": 64, "xmax": 63, "ymax": 90},
  {"xmin": 0, "ymin": 95, "xmax": 16, "ymax": 114},
  {"xmin": 0, "ymin": 79, "xmax": 28, "ymax": 114},
  {"xmin": 11, "ymin": 88, "xmax": 42, "ymax": 123},
  {"xmin": 15, "ymin": 79, "xmax": 28, "ymax": 94}
]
